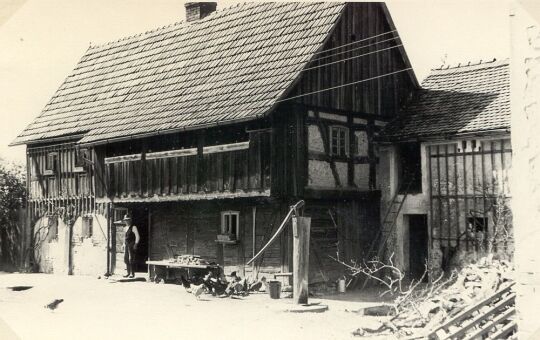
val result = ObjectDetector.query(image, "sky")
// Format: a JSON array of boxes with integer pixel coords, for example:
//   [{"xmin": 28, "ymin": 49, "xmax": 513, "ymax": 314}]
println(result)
[{"xmin": 0, "ymin": 0, "xmax": 512, "ymax": 164}]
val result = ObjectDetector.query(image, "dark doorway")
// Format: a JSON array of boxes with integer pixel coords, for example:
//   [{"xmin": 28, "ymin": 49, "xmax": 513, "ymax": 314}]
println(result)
[
  {"xmin": 398, "ymin": 143, "xmax": 422, "ymax": 193},
  {"xmin": 131, "ymin": 206, "xmax": 149, "ymax": 273},
  {"xmin": 408, "ymin": 214, "xmax": 428, "ymax": 280}
]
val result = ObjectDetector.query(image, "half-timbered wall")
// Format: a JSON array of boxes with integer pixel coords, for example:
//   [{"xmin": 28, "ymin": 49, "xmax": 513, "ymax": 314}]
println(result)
[
  {"xmin": 305, "ymin": 108, "xmax": 385, "ymax": 192},
  {"xmin": 27, "ymin": 143, "xmax": 95, "ymax": 203},
  {"xmin": 428, "ymin": 138, "xmax": 513, "ymax": 269},
  {"xmin": 26, "ymin": 143, "xmax": 111, "ymax": 275},
  {"xmin": 26, "ymin": 143, "xmax": 104, "ymax": 227}
]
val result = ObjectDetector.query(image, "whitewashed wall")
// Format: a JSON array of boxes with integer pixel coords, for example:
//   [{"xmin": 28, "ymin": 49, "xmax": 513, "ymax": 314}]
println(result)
[{"xmin": 510, "ymin": 3, "xmax": 540, "ymax": 338}]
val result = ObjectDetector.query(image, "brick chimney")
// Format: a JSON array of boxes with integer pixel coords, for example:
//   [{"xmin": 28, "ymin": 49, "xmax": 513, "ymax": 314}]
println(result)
[{"xmin": 185, "ymin": 2, "xmax": 217, "ymax": 22}]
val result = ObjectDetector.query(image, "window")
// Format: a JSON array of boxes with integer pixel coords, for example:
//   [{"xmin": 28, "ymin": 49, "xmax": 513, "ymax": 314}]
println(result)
[
  {"xmin": 468, "ymin": 217, "xmax": 488, "ymax": 233},
  {"xmin": 221, "ymin": 211, "xmax": 240, "ymax": 240},
  {"xmin": 330, "ymin": 126, "xmax": 349, "ymax": 157},
  {"xmin": 45, "ymin": 152, "xmax": 58, "ymax": 175},
  {"xmin": 468, "ymin": 217, "xmax": 488, "ymax": 249},
  {"xmin": 74, "ymin": 148, "xmax": 89, "ymax": 171}
]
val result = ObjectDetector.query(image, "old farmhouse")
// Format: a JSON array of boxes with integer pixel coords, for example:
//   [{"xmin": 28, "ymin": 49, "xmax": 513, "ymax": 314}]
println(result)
[
  {"xmin": 12, "ymin": 2, "xmax": 511, "ymax": 285},
  {"xmin": 11, "ymin": 2, "xmax": 418, "ymax": 282}
]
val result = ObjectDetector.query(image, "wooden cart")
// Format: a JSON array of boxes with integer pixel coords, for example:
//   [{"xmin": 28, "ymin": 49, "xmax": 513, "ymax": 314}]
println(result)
[{"xmin": 146, "ymin": 260, "xmax": 220, "ymax": 284}]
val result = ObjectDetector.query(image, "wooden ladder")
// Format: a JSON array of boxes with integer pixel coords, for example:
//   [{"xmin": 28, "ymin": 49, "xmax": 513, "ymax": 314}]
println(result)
[
  {"xmin": 365, "ymin": 176, "xmax": 415, "ymax": 262},
  {"xmin": 428, "ymin": 282, "xmax": 517, "ymax": 339}
]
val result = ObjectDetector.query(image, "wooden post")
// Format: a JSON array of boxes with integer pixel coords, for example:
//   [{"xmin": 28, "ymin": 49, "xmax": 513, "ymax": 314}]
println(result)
[
  {"xmin": 252, "ymin": 206, "xmax": 257, "ymax": 276},
  {"xmin": 292, "ymin": 216, "xmax": 311, "ymax": 305}
]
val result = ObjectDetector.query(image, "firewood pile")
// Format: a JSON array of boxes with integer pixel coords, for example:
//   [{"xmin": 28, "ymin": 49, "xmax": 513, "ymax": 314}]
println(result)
[
  {"xmin": 171, "ymin": 255, "xmax": 210, "ymax": 266},
  {"xmin": 352, "ymin": 257, "xmax": 515, "ymax": 339}
]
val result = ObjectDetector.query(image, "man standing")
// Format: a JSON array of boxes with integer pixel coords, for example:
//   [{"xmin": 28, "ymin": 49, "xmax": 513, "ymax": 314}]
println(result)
[{"xmin": 123, "ymin": 214, "xmax": 140, "ymax": 278}]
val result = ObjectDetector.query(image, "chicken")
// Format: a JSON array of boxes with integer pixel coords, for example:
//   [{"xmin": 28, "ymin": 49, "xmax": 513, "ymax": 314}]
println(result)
[
  {"xmin": 45, "ymin": 299, "xmax": 64, "ymax": 310},
  {"xmin": 190, "ymin": 283, "xmax": 206, "ymax": 299},
  {"xmin": 247, "ymin": 276, "xmax": 267, "ymax": 292},
  {"xmin": 202, "ymin": 271, "xmax": 227, "ymax": 295},
  {"xmin": 178, "ymin": 275, "xmax": 191, "ymax": 290}
]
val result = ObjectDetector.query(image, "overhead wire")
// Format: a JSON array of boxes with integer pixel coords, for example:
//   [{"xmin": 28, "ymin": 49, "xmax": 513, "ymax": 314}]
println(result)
[
  {"xmin": 301, "ymin": 44, "xmax": 403, "ymax": 74},
  {"xmin": 312, "ymin": 29, "xmax": 397, "ymax": 56},
  {"xmin": 310, "ymin": 36, "xmax": 400, "ymax": 63},
  {"xmin": 278, "ymin": 68, "xmax": 412, "ymax": 102}
]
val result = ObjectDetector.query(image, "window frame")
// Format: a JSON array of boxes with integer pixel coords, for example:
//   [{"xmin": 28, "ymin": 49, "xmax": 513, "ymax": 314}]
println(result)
[
  {"xmin": 220, "ymin": 211, "xmax": 240, "ymax": 240},
  {"xmin": 44, "ymin": 152, "xmax": 58, "ymax": 175},
  {"xmin": 74, "ymin": 148, "xmax": 89, "ymax": 173},
  {"xmin": 329, "ymin": 125, "xmax": 349, "ymax": 157}
]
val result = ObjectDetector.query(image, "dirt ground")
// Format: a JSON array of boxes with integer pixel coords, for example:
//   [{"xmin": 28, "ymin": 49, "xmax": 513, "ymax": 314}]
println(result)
[{"xmin": 0, "ymin": 272, "xmax": 392, "ymax": 340}]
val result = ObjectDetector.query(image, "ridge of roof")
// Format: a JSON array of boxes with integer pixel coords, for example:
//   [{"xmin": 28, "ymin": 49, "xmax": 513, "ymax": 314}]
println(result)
[{"xmin": 430, "ymin": 58, "xmax": 509, "ymax": 74}]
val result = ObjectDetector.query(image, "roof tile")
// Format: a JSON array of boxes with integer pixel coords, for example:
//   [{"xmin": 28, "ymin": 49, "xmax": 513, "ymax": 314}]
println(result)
[
  {"xmin": 13, "ymin": 2, "xmax": 345, "ymax": 145},
  {"xmin": 382, "ymin": 59, "xmax": 510, "ymax": 140}
]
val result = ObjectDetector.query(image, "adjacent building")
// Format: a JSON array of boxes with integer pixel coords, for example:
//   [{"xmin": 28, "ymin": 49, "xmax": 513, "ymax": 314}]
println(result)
[{"xmin": 380, "ymin": 59, "xmax": 512, "ymax": 277}]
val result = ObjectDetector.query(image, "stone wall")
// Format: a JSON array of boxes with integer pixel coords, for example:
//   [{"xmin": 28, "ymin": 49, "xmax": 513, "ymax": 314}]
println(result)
[
  {"xmin": 71, "ymin": 215, "xmax": 108, "ymax": 276},
  {"xmin": 510, "ymin": 4, "xmax": 540, "ymax": 338},
  {"xmin": 32, "ymin": 214, "xmax": 108, "ymax": 276}
]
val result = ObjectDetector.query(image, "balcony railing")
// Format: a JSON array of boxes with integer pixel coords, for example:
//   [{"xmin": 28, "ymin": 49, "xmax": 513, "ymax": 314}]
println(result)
[{"xmin": 103, "ymin": 133, "xmax": 271, "ymax": 200}]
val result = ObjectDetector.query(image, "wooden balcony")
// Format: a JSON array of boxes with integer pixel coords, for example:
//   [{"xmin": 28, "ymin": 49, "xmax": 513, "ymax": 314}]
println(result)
[{"xmin": 102, "ymin": 133, "xmax": 271, "ymax": 201}]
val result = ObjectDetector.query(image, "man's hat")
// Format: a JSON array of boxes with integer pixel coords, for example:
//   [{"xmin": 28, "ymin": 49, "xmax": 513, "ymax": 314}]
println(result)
[{"xmin": 113, "ymin": 213, "xmax": 131, "ymax": 225}]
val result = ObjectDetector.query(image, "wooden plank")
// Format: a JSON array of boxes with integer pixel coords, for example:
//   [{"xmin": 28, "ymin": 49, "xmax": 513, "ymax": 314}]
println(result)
[
  {"xmin": 270, "ymin": 120, "xmax": 283, "ymax": 196},
  {"xmin": 146, "ymin": 159, "xmax": 154, "ymax": 197},
  {"xmin": 140, "ymin": 143, "xmax": 147, "ymax": 196},
  {"xmin": 180, "ymin": 157, "xmax": 188, "ymax": 194},
  {"xmin": 216, "ymin": 152, "xmax": 224, "ymax": 192},
  {"xmin": 171, "ymin": 157, "xmax": 178, "ymax": 195},
  {"xmin": 146, "ymin": 148, "xmax": 197, "ymax": 160},
  {"xmin": 163, "ymin": 157, "xmax": 170, "ymax": 195},
  {"xmin": 487, "ymin": 319, "xmax": 517, "ymax": 339},
  {"xmin": 121, "ymin": 161, "xmax": 127, "ymax": 198},
  {"xmin": 196, "ymin": 133, "xmax": 205, "ymax": 192},
  {"xmin": 429, "ymin": 283, "xmax": 515, "ymax": 338},
  {"xmin": 261, "ymin": 132, "xmax": 271, "ymax": 190},
  {"xmin": 248, "ymin": 132, "xmax": 261, "ymax": 190},
  {"xmin": 104, "ymin": 153, "xmax": 142, "ymax": 164},
  {"xmin": 127, "ymin": 159, "xmax": 134, "ymax": 196},
  {"xmin": 202, "ymin": 141, "xmax": 249, "ymax": 154},
  {"xmin": 221, "ymin": 152, "xmax": 229, "ymax": 191},
  {"xmin": 189, "ymin": 155, "xmax": 198, "ymax": 193},
  {"xmin": 158, "ymin": 158, "xmax": 164, "ymax": 196}
]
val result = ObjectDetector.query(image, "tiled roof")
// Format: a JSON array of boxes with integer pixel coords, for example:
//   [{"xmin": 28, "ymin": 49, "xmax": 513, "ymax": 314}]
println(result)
[
  {"xmin": 382, "ymin": 59, "xmax": 510, "ymax": 141},
  {"xmin": 12, "ymin": 2, "xmax": 346, "ymax": 146}
]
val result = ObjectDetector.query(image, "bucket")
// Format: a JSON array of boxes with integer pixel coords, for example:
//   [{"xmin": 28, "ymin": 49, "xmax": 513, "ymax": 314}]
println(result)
[
  {"xmin": 338, "ymin": 277, "xmax": 346, "ymax": 293},
  {"xmin": 268, "ymin": 280, "xmax": 281, "ymax": 299}
]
